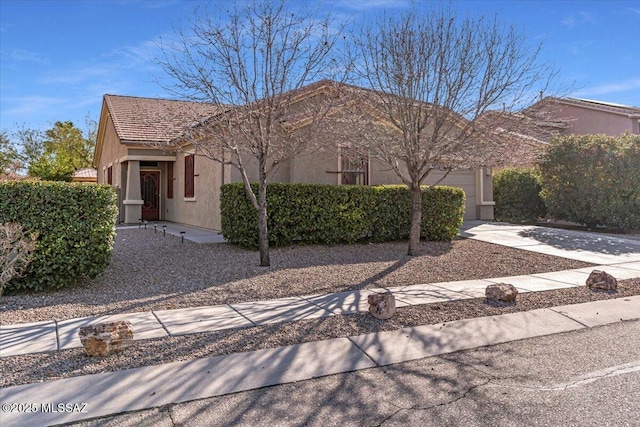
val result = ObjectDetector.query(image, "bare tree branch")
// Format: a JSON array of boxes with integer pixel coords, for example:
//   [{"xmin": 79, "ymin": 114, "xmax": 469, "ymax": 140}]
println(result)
[
  {"xmin": 155, "ymin": 0, "xmax": 349, "ymax": 266},
  {"xmin": 349, "ymin": 4, "xmax": 558, "ymax": 255}
]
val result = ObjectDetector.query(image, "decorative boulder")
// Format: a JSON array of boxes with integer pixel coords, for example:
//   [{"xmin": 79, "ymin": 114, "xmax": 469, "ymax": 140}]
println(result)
[
  {"xmin": 368, "ymin": 292, "xmax": 396, "ymax": 320},
  {"xmin": 586, "ymin": 270, "xmax": 618, "ymax": 291},
  {"xmin": 78, "ymin": 320, "xmax": 134, "ymax": 357},
  {"xmin": 485, "ymin": 283, "xmax": 518, "ymax": 302}
]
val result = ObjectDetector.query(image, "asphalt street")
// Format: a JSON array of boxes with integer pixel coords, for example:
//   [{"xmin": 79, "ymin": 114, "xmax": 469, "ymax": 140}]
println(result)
[{"xmin": 67, "ymin": 318, "xmax": 640, "ymax": 427}]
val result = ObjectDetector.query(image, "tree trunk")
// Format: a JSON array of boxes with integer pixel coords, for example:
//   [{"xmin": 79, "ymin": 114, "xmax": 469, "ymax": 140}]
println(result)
[
  {"xmin": 257, "ymin": 179, "xmax": 270, "ymax": 267},
  {"xmin": 407, "ymin": 184, "xmax": 422, "ymax": 256}
]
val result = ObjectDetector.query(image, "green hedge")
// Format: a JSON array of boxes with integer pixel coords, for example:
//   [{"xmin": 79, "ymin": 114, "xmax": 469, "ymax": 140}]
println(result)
[
  {"xmin": 537, "ymin": 133, "xmax": 640, "ymax": 230},
  {"xmin": 494, "ymin": 167, "xmax": 546, "ymax": 223},
  {"xmin": 220, "ymin": 183, "xmax": 465, "ymax": 248},
  {"xmin": 0, "ymin": 181, "xmax": 118, "ymax": 293}
]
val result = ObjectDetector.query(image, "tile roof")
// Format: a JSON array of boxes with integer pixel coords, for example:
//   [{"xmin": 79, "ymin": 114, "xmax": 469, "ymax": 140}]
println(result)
[
  {"xmin": 554, "ymin": 97, "xmax": 640, "ymax": 115},
  {"xmin": 104, "ymin": 95, "xmax": 223, "ymax": 144},
  {"xmin": 475, "ymin": 110, "xmax": 568, "ymax": 167},
  {"xmin": 72, "ymin": 168, "xmax": 97, "ymax": 178}
]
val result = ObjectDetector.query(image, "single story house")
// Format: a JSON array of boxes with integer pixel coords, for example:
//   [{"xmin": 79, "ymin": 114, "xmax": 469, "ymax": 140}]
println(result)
[{"xmin": 93, "ymin": 81, "xmax": 495, "ymax": 231}]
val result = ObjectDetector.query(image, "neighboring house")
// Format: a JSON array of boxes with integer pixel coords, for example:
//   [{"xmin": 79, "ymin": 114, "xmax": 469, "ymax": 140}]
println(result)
[
  {"xmin": 530, "ymin": 97, "xmax": 640, "ymax": 136},
  {"xmin": 480, "ymin": 97, "xmax": 640, "ymax": 168},
  {"xmin": 93, "ymin": 81, "xmax": 495, "ymax": 231},
  {"xmin": 71, "ymin": 168, "xmax": 98, "ymax": 183},
  {"xmin": 476, "ymin": 109, "xmax": 567, "ymax": 167}
]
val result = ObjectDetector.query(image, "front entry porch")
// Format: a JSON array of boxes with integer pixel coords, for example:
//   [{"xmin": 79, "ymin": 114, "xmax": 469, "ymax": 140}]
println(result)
[{"xmin": 119, "ymin": 154, "xmax": 176, "ymax": 224}]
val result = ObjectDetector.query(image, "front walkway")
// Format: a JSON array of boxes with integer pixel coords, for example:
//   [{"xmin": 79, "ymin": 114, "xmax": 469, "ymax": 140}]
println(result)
[{"xmin": 116, "ymin": 221, "xmax": 226, "ymax": 244}]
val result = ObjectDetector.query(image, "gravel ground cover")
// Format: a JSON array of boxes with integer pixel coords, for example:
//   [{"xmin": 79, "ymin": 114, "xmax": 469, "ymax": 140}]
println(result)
[
  {"xmin": 2, "ymin": 279, "xmax": 639, "ymax": 388},
  {"xmin": 1, "ymin": 228, "xmax": 594, "ymax": 325},
  {"xmin": 1, "ymin": 227, "xmax": 638, "ymax": 389}
]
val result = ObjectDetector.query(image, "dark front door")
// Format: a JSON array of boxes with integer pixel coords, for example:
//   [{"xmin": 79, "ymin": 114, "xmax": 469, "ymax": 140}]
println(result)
[{"xmin": 140, "ymin": 171, "xmax": 160, "ymax": 221}]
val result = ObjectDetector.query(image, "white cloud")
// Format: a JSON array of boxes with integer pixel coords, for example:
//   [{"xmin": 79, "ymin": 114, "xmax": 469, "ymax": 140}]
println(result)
[
  {"xmin": 112, "ymin": 0, "xmax": 181, "ymax": 9},
  {"xmin": 564, "ymin": 40, "xmax": 595, "ymax": 56},
  {"xmin": 329, "ymin": 0, "xmax": 410, "ymax": 11},
  {"xmin": 562, "ymin": 11, "xmax": 595, "ymax": 28},
  {"xmin": 2, "ymin": 95, "xmax": 66, "ymax": 118},
  {"xmin": 4, "ymin": 48, "xmax": 49, "ymax": 64},
  {"xmin": 627, "ymin": 7, "xmax": 640, "ymax": 16},
  {"xmin": 576, "ymin": 78, "xmax": 640, "ymax": 96},
  {"xmin": 37, "ymin": 36, "xmax": 165, "ymax": 87}
]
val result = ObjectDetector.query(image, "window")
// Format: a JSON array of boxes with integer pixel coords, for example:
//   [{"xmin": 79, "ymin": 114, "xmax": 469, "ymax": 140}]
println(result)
[
  {"xmin": 167, "ymin": 162, "xmax": 174, "ymax": 199},
  {"xmin": 184, "ymin": 154, "xmax": 195, "ymax": 198},
  {"xmin": 107, "ymin": 166, "xmax": 113, "ymax": 185},
  {"xmin": 339, "ymin": 146, "xmax": 369, "ymax": 185}
]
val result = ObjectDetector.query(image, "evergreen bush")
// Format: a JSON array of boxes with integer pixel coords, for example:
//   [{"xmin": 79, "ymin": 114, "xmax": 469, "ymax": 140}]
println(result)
[
  {"xmin": 494, "ymin": 167, "xmax": 546, "ymax": 222},
  {"xmin": 537, "ymin": 133, "xmax": 640, "ymax": 230},
  {"xmin": 220, "ymin": 183, "xmax": 465, "ymax": 248},
  {"xmin": 0, "ymin": 181, "xmax": 118, "ymax": 293}
]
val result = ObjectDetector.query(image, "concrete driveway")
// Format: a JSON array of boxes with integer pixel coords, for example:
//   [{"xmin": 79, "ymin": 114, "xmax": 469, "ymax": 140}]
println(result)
[{"xmin": 460, "ymin": 221, "xmax": 640, "ymax": 265}]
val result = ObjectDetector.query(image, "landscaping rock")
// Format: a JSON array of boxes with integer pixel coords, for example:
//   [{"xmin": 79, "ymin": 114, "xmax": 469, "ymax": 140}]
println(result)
[
  {"xmin": 368, "ymin": 292, "xmax": 396, "ymax": 320},
  {"xmin": 586, "ymin": 270, "xmax": 618, "ymax": 291},
  {"xmin": 485, "ymin": 283, "xmax": 518, "ymax": 302},
  {"xmin": 78, "ymin": 320, "xmax": 134, "ymax": 357}
]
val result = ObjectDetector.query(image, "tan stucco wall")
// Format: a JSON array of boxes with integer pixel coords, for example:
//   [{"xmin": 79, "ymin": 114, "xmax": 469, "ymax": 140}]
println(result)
[
  {"xmin": 96, "ymin": 114, "xmax": 128, "ymax": 189},
  {"xmin": 164, "ymin": 151, "xmax": 223, "ymax": 231},
  {"xmin": 280, "ymin": 150, "xmax": 480, "ymax": 220},
  {"xmin": 229, "ymin": 155, "xmax": 291, "ymax": 183},
  {"xmin": 289, "ymin": 150, "xmax": 339, "ymax": 185},
  {"xmin": 553, "ymin": 104, "xmax": 636, "ymax": 136},
  {"xmin": 96, "ymin": 115, "xmax": 129, "ymax": 222}
]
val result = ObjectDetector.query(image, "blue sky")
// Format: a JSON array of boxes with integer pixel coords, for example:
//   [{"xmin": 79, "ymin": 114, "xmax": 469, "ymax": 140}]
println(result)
[{"xmin": 1, "ymin": 0, "xmax": 639, "ymax": 133}]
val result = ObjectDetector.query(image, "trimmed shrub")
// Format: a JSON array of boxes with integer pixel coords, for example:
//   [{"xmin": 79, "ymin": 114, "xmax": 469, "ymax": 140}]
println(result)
[
  {"xmin": 537, "ymin": 133, "xmax": 640, "ymax": 230},
  {"xmin": 220, "ymin": 183, "xmax": 465, "ymax": 248},
  {"xmin": 494, "ymin": 167, "xmax": 546, "ymax": 222},
  {"xmin": 420, "ymin": 186, "xmax": 466, "ymax": 241},
  {"xmin": 368, "ymin": 186, "xmax": 412, "ymax": 242},
  {"xmin": 0, "ymin": 181, "xmax": 118, "ymax": 293}
]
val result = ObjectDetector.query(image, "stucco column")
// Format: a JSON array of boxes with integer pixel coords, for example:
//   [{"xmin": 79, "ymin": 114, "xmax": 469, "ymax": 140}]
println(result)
[
  {"xmin": 475, "ymin": 168, "xmax": 495, "ymax": 221},
  {"xmin": 123, "ymin": 160, "xmax": 143, "ymax": 224}
]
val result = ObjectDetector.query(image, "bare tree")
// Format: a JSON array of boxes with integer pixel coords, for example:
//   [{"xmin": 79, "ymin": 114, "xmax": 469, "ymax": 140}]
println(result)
[
  {"xmin": 0, "ymin": 223, "xmax": 37, "ymax": 296},
  {"xmin": 157, "ymin": 0, "xmax": 348, "ymax": 266},
  {"xmin": 352, "ymin": 4, "xmax": 557, "ymax": 255}
]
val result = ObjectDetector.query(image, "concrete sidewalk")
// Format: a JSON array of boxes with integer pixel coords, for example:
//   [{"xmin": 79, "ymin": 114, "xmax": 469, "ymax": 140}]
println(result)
[
  {"xmin": 3, "ymin": 258, "xmax": 640, "ymax": 358},
  {"xmin": 1, "ymin": 296, "xmax": 639, "ymax": 427},
  {"xmin": 3, "ymin": 222, "xmax": 640, "ymax": 358}
]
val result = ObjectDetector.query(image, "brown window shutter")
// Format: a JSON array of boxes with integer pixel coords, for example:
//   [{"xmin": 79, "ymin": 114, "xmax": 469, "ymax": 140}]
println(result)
[
  {"xmin": 167, "ymin": 162, "xmax": 174, "ymax": 199},
  {"xmin": 184, "ymin": 155, "xmax": 195, "ymax": 197}
]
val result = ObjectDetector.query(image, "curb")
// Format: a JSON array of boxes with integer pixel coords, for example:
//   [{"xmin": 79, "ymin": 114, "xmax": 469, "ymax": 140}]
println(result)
[{"xmin": 1, "ymin": 296, "xmax": 638, "ymax": 427}]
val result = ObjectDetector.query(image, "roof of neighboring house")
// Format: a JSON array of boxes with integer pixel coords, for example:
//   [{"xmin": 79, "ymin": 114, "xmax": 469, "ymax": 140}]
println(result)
[
  {"xmin": 529, "ymin": 97, "xmax": 640, "ymax": 117},
  {"xmin": 71, "ymin": 168, "xmax": 98, "ymax": 182},
  {"xmin": 475, "ymin": 109, "xmax": 568, "ymax": 167},
  {"xmin": 103, "ymin": 95, "xmax": 223, "ymax": 144}
]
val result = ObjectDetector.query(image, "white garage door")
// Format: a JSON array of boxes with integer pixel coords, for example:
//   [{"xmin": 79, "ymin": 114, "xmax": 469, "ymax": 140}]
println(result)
[{"xmin": 425, "ymin": 170, "xmax": 477, "ymax": 220}]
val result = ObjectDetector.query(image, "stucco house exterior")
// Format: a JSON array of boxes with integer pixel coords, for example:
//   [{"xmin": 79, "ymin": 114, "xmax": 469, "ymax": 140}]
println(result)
[
  {"xmin": 480, "ymin": 97, "xmax": 640, "ymax": 168},
  {"xmin": 93, "ymin": 81, "xmax": 495, "ymax": 231},
  {"xmin": 532, "ymin": 97, "xmax": 640, "ymax": 136}
]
